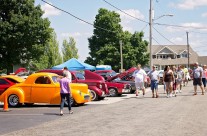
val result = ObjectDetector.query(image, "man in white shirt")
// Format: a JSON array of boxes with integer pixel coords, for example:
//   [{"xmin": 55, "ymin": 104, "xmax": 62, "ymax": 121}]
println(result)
[
  {"xmin": 132, "ymin": 64, "xmax": 147, "ymax": 97},
  {"xmin": 147, "ymin": 65, "xmax": 160, "ymax": 98},
  {"xmin": 63, "ymin": 67, "xmax": 72, "ymax": 83}
]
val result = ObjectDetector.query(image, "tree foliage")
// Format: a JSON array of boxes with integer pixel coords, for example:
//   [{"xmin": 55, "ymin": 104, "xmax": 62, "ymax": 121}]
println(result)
[
  {"xmin": 0, "ymin": 0, "xmax": 52, "ymax": 73},
  {"xmin": 31, "ymin": 31, "xmax": 62, "ymax": 70},
  {"xmin": 85, "ymin": 8, "xmax": 149, "ymax": 72},
  {"xmin": 62, "ymin": 37, "xmax": 78, "ymax": 62}
]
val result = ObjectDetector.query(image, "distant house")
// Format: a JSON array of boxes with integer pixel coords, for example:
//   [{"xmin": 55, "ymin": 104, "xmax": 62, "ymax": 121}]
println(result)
[{"xmin": 152, "ymin": 45, "xmax": 206, "ymax": 70}]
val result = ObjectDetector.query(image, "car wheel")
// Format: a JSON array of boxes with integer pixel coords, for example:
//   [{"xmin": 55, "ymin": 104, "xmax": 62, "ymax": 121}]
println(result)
[
  {"xmin": 90, "ymin": 90, "xmax": 98, "ymax": 101},
  {"xmin": 109, "ymin": 88, "xmax": 118, "ymax": 97},
  {"xmin": 8, "ymin": 94, "xmax": 21, "ymax": 107}
]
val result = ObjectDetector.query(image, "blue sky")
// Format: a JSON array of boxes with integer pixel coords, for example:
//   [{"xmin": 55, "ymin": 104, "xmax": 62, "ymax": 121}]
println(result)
[{"xmin": 35, "ymin": 0, "xmax": 207, "ymax": 62}]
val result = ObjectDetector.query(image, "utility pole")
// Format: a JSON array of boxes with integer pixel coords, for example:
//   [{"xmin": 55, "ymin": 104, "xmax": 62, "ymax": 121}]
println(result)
[
  {"xmin": 149, "ymin": 0, "xmax": 153, "ymax": 68},
  {"xmin": 119, "ymin": 40, "xmax": 123, "ymax": 73},
  {"xmin": 186, "ymin": 31, "xmax": 190, "ymax": 68}
]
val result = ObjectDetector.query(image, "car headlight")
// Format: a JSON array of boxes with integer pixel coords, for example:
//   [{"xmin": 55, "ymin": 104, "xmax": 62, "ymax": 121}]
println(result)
[
  {"xmin": 78, "ymin": 90, "xmax": 82, "ymax": 95},
  {"xmin": 99, "ymin": 84, "xmax": 102, "ymax": 89}
]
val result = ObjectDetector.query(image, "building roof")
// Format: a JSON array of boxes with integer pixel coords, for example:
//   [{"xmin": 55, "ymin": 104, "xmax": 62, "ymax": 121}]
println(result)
[
  {"xmin": 198, "ymin": 56, "xmax": 207, "ymax": 65},
  {"xmin": 152, "ymin": 45, "xmax": 199, "ymax": 65}
]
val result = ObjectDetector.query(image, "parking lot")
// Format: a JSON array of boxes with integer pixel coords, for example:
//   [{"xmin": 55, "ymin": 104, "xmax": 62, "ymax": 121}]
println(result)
[{"xmin": 1, "ymin": 83, "xmax": 207, "ymax": 136}]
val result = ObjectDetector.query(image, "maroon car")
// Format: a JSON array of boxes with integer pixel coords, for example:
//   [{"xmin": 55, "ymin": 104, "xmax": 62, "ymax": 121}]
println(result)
[
  {"xmin": 37, "ymin": 69, "xmax": 109, "ymax": 101},
  {"xmin": 94, "ymin": 70, "xmax": 131, "ymax": 96},
  {"xmin": 95, "ymin": 67, "xmax": 150, "ymax": 94}
]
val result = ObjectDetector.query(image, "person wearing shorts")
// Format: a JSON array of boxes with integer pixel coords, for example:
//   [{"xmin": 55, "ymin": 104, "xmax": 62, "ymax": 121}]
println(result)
[
  {"xmin": 147, "ymin": 65, "xmax": 160, "ymax": 98},
  {"xmin": 163, "ymin": 65, "xmax": 174, "ymax": 98},
  {"xmin": 193, "ymin": 62, "xmax": 204, "ymax": 95},
  {"xmin": 132, "ymin": 64, "xmax": 147, "ymax": 97}
]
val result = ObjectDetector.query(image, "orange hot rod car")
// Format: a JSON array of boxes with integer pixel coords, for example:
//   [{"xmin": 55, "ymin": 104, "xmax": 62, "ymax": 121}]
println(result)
[{"xmin": 0, "ymin": 72, "xmax": 91, "ymax": 107}]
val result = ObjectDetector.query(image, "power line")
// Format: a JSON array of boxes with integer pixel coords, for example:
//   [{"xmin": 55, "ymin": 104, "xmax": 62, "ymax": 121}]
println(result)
[
  {"xmin": 153, "ymin": 26, "xmax": 176, "ymax": 45},
  {"xmin": 152, "ymin": 36, "xmax": 161, "ymax": 45},
  {"xmin": 102, "ymin": 0, "xmax": 149, "ymax": 24},
  {"xmin": 41, "ymin": 0, "xmax": 116, "ymax": 33}
]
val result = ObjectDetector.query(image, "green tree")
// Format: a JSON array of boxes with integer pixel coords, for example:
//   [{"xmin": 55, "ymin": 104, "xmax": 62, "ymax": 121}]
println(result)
[
  {"xmin": 85, "ymin": 8, "xmax": 149, "ymax": 72},
  {"xmin": 85, "ymin": 8, "xmax": 123, "ymax": 71},
  {"xmin": 62, "ymin": 37, "xmax": 78, "ymax": 62},
  {"xmin": 31, "ymin": 31, "xmax": 62, "ymax": 70},
  {"xmin": 130, "ymin": 31, "xmax": 149, "ymax": 66},
  {"xmin": 0, "ymin": 0, "xmax": 52, "ymax": 73}
]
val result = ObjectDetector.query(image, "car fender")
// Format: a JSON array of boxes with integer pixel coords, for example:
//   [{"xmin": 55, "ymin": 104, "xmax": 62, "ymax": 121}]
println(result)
[
  {"xmin": 88, "ymin": 86, "xmax": 102, "ymax": 96},
  {"xmin": 50, "ymin": 93, "xmax": 60, "ymax": 104},
  {"xmin": 0, "ymin": 88, "xmax": 24, "ymax": 103}
]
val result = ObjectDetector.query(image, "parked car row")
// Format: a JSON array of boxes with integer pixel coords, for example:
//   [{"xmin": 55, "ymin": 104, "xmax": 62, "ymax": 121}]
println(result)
[{"xmin": 0, "ymin": 67, "xmax": 150, "ymax": 107}]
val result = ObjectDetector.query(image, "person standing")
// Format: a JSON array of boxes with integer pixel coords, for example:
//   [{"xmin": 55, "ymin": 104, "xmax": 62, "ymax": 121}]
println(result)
[
  {"xmin": 193, "ymin": 62, "xmax": 204, "ymax": 95},
  {"xmin": 163, "ymin": 66, "xmax": 174, "ymax": 98},
  {"xmin": 176, "ymin": 65, "xmax": 184, "ymax": 94},
  {"xmin": 63, "ymin": 66, "xmax": 72, "ymax": 81},
  {"xmin": 58, "ymin": 71, "xmax": 73, "ymax": 116},
  {"xmin": 172, "ymin": 66, "xmax": 177, "ymax": 97},
  {"xmin": 147, "ymin": 65, "xmax": 160, "ymax": 98},
  {"xmin": 202, "ymin": 65, "xmax": 207, "ymax": 92},
  {"xmin": 132, "ymin": 64, "xmax": 147, "ymax": 97}
]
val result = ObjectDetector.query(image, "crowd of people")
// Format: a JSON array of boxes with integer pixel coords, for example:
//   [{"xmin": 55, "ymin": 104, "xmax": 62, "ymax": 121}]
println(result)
[{"xmin": 132, "ymin": 62, "xmax": 207, "ymax": 98}]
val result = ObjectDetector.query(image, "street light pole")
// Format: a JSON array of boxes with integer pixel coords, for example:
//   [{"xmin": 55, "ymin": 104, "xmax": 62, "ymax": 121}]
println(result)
[
  {"xmin": 149, "ymin": 0, "xmax": 153, "ymax": 68},
  {"xmin": 119, "ymin": 40, "xmax": 123, "ymax": 73}
]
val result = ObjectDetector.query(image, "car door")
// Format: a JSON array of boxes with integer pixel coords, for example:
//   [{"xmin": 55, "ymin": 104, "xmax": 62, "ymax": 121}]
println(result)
[{"xmin": 31, "ymin": 76, "xmax": 56, "ymax": 103}]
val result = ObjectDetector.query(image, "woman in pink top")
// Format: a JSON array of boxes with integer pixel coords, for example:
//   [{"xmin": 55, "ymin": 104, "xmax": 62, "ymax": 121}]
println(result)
[{"xmin": 58, "ymin": 71, "xmax": 73, "ymax": 116}]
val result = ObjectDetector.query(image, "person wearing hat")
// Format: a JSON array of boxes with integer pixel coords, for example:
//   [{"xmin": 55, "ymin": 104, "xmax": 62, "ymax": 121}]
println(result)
[
  {"xmin": 147, "ymin": 65, "xmax": 160, "ymax": 98},
  {"xmin": 193, "ymin": 62, "xmax": 204, "ymax": 95}
]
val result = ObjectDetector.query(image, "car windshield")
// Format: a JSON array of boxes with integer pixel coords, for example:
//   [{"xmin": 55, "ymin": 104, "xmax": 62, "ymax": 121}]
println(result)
[
  {"xmin": 110, "ymin": 71, "xmax": 117, "ymax": 77},
  {"xmin": 75, "ymin": 72, "xmax": 85, "ymax": 80},
  {"xmin": 52, "ymin": 76, "xmax": 59, "ymax": 83},
  {"xmin": 112, "ymin": 77, "xmax": 121, "ymax": 81}
]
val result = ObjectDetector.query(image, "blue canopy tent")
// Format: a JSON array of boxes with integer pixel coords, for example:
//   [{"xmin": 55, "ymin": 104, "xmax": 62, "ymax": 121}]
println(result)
[{"xmin": 52, "ymin": 58, "xmax": 95, "ymax": 71}]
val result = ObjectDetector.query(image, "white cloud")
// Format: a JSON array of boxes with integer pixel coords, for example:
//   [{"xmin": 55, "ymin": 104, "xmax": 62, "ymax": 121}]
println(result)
[
  {"xmin": 202, "ymin": 13, "xmax": 207, "ymax": 17},
  {"xmin": 170, "ymin": 37, "xmax": 184, "ymax": 44},
  {"xmin": 117, "ymin": 9, "xmax": 145, "ymax": 32},
  {"xmin": 117, "ymin": 9, "xmax": 145, "ymax": 22},
  {"xmin": 165, "ymin": 22, "xmax": 207, "ymax": 32},
  {"xmin": 171, "ymin": 0, "xmax": 207, "ymax": 10},
  {"xmin": 61, "ymin": 32, "xmax": 81, "ymax": 38},
  {"xmin": 41, "ymin": 3, "xmax": 61, "ymax": 17}
]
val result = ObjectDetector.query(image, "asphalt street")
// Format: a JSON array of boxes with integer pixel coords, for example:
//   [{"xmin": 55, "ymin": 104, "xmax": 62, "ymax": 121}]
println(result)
[{"xmin": 1, "ymin": 81, "xmax": 207, "ymax": 136}]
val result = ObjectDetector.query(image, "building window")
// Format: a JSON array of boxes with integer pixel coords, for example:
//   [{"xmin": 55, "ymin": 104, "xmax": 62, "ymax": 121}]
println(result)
[{"xmin": 181, "ymin": 53, "xmax": 188, "ymax": 58}]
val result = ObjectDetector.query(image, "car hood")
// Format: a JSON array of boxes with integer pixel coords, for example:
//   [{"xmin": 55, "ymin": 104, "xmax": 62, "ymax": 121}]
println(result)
[
  {"xmin": 108, "ymin": 67, "xmax": 136, "ymax": 81},
  {"xmin": 84, "ymin": 70, "xmax": 105, "ymax": 81}
]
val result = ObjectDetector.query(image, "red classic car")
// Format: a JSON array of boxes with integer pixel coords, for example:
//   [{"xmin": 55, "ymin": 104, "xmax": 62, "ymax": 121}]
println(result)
[
  {"xmin": 94, "ymin": 70, "xmax": 131, "ymax": 96},
  {"xmin": 37, "ymin": 69, "xmax": 109, "ymax": 101},
  {"xmin": 0, "ymin": 75, "xmax": 25, "ymax": 95},
  {"xmin": 95, "ymin": 67, "xmax": 150, "ymax": 94}
]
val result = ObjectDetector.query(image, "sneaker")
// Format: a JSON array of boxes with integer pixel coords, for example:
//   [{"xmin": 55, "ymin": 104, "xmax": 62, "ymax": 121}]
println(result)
[
  {"xmin": 179, "ymin": 90, "xmax": 182, "ymax": 93},
  {"xmin": 143, "ymin": 95, "xmax": 145, "ymax": 98},
  {"xmin": 69, "ymin": 110, "xmax": 73, "ymax": 114},
  {"xmin": 169, "ymin": 93, "xmax": 172, "ymax": 98},
  {"xmin": 166, "ymin": 94, "xmax": 169, "ymax": 98}
]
